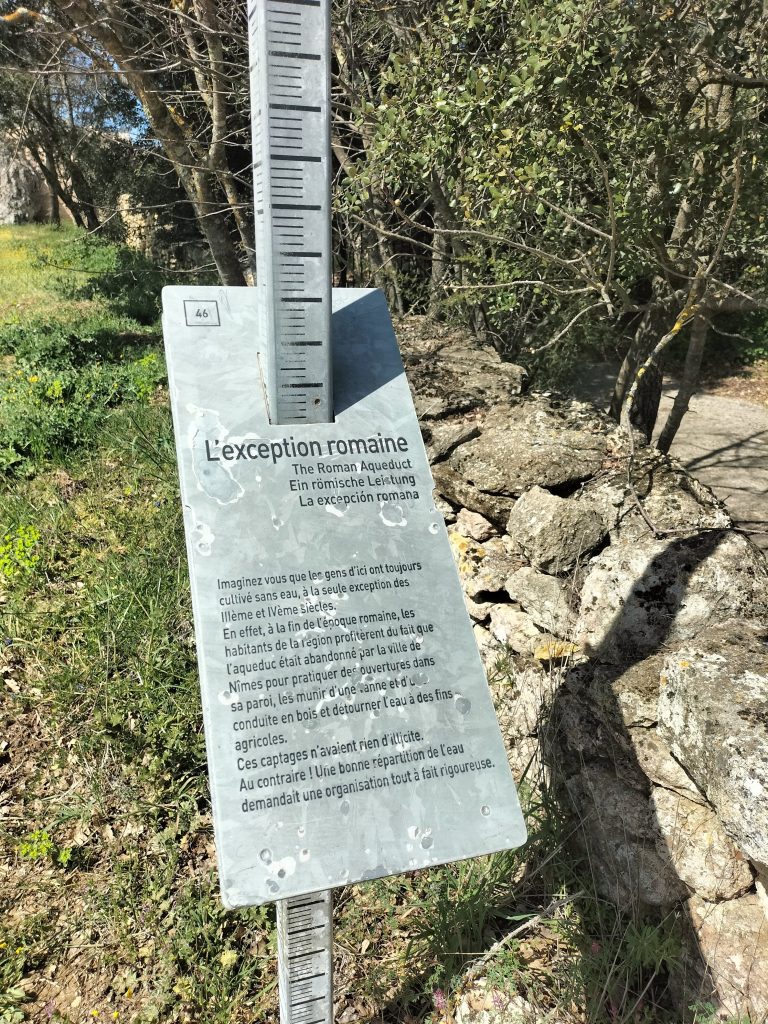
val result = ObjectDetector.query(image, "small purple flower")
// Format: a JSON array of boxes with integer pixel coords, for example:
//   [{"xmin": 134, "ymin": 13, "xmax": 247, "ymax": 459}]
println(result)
[
  {"xmin": 45, "ymin": 1001, "xmax": 56, "ymax": 1020},
  {"xmin": 433, "ymin": 989, "xmax": 447, "ymax": 1012}
]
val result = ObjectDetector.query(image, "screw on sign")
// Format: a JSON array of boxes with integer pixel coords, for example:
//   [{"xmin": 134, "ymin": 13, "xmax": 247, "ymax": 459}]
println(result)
[{"xmin": 160, "ymin": 2, "xmax": 526, "ymax": 1022}]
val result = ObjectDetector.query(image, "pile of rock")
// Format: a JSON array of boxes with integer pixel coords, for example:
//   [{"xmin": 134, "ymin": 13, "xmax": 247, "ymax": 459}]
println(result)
[{"xmin": 400, "ymin": 320, "xmax": 768, "ymax": 1021}]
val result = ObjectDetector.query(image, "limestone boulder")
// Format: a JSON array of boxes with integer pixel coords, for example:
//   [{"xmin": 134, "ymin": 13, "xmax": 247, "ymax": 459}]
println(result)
[
  {"xmin": 449, "ymin": 534, "xmax": 523, "ymax": 599},
  {"xmin": 576, "ymin": 531, "xmax": 768, "ymax": 665},
  {"xmin": 472, "ymin": 624, "xmax": 500, "ymax": 674},
  {"xmin": 423, "ymin": 421, "xmax": 481, "ymax": 464},
  {"xmin": 489, "ymin": 605, "xmax": 547, "ymax": 655},
  {"xmin": 400, "ymin": 323, "xmax": 527, "ymax": 418},
  {"xmin": 505, "ymin": 567, "xmax": 577, "ymax": 638},
  {"xmin": 650, "ymin": 787, "xmax": 754, "ymax": 901},
  {"xmin": 456, "ymin": 508, "xmax": 497, "ymax": 543},
  {"xmin": 631, "ymin": 728, "xmax": 706, "ymax": 804},
  {"xmin": 506, "ymin": 486, "xmax": 607, "ymax": 574},
  {"xmin": 658, "ymin": 622, "xmax": 768, "ymax": 866},
  {"xmin": 433, "ymin": 463, "xmax": 515, "ymax": 526},
  {"xmin": 456, "ymin": 985, "xmax": 544, "ymax": 1023},
  {"xmin": 449, "ymin": 404, "xmax": 607, "ymax": 498},
  {"xmin": 464, "ymin": 592, "xmax": 495, "ymax": 623},
  {"xmin": 758, "ymin": 868, "xmax": 768, "ymax": 920},
  {"xmin": 610, "ymin": 450, "xmax": 732, "ymax": 543},
  {"xmin": 687, "ymin": 894, "xmax": 768, "ymax": 1022},
  {"xmin": 433, "ymin": 493, "xmax": 457, "ymax": 524},
  {"xmin": 565, "ymin": 766, "xmax": 689, "ymax": 908},
  {"xmin": 495, "ymin": 663, "xmax": 561, "ymax": 780}
]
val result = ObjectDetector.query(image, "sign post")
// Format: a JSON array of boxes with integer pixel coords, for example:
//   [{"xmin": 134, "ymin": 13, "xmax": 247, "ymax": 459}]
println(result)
[{"xmin": 161, "ymin": 3, "xmax": 527, "ymax": 1022}]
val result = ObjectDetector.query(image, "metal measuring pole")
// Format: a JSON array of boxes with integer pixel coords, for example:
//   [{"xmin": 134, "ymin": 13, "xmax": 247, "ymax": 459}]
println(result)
[
  {"xmin": 248, "ymin": 0, "xmax": 333, "ymax": 426},
  {"xmin": 247, "ymin": 0, "xmax": 334, "ymax": 1019}
]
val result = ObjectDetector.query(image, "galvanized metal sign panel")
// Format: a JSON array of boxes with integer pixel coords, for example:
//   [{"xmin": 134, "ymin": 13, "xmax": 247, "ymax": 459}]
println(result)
[{"xmin": 162, "ymin": 286, "xmax": 527, "ymax": 908}]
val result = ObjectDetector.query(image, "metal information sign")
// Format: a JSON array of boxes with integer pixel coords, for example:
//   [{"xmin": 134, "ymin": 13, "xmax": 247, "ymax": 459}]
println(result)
[{"xmin": 162, "ymin": 286, "xmax": 527, "ymax": 909}]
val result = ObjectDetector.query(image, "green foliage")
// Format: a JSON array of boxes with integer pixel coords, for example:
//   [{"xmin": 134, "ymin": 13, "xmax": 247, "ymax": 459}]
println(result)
[
  {"xmin": 335, "ymin": 0, "xmax": 768, "ymax": 373},
  {"xmin": 0, "ymin": 312, "xmax": 153, "ymax": 367},
  {"xmin": 407, "ymin": 849, "xmax": 526, "ymax": 990},
  {"xmin": 689, "ymin": 1002, "xmax": 750, "ymax": 1024},
  {"xmin": 0, "ymin": 354, "xmax": 166, "ymax": 473},
  {"xmin": 0, "ymin": 524, "xmax": 39, "ymax": 578},
  {"xmin": 0, "ymin": 941, "xmax": 27, "ymax": 1024},
  {"xmin": 35, "ymin": 233, "xmax": 164, "ymax": 325},
  {"xmin": 0, "ymin": 227, "xmax": 166, "ymax": 475},
  {"xmin": 16, "ymin": 830, "xmax": 72, "ymax": 868}
]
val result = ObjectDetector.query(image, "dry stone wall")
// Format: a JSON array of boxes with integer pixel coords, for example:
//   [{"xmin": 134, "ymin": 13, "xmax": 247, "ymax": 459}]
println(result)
[{"xmin": 400, "ymin": 319, "xmax": 768, "ymax": 1022}]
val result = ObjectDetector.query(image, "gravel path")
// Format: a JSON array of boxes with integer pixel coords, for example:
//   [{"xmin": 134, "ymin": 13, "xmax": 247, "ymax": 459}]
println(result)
[{"xmin": 570, "ymin": 363, "xmax": 768, "ymax": 550}]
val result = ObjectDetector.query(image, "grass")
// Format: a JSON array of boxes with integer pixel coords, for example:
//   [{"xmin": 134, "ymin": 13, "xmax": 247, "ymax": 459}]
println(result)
[{"xmin": 0, "ymin": 226, "xmax": 698, "ymax": 1024}]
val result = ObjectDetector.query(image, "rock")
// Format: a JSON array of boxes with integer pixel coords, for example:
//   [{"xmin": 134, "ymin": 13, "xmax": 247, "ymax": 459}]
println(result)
[
  {"xmin": 449, "ymin": 404, "xmax": 607, "ymax": 498},
  {"xmin": 455, "ymin": 985, "xmax": 544, "ymax": 1023},
  {"xmin": 450, "ymin": 535, "xmax": 522, "ymax": 600},
  {"xmin": 424, "ymin": 421, "xmax": 481, "ymax": 463},
  {"xmin": 756, "ymin": 867, "xmax": 768, "ymax": 921},
  {"xmin": 612, "ymin": 450, "xmax": 732, "ymax": 543},
  {"xmin": 465, "ymin": 592, "xmax": 495, "ymax": 623},
  {"xmin": 506, "ymin": 486, "xmax": 607, "ymax": 574},
  {"xmin": 557, "ymin": 658, "xmax": 663, "ymax": 752},
  {"xmin": 505, "ymin": 567, "xmax": 577, "ymax": 638},
  {"xmin": 658, "ymin": 622, "xmax": 768, "ymax": 865},
  {"xmin": 498, "ymin": 663, "xmax": 561, "ymax": 779},
  {"xmin": 433, "ymin": 463, "xmax": 515, "ymax": 526},
  {"xmin": 650, "ymin": 787, "xmax": 753, "ymax": 900},
  {"xmin": 565, "ymin": 766, "xmax": 689, "ymax": 908},
  {"xmin": 400, "ymin": 322, "xmax": 527, "ymax": 416},
  {"xmin": 687, "ymin": 893, "xmax": 768, "ymax": 1022},
  {"xmin": 489, "ymin": 605, "xmax": 546, "ymax": 655},
  {"xmin": 456, "ymin": 508, "xmax": 497, "ymax": 543},
  {"xmin": 433, "ymin": 492, "xmax": 457, "ymax": 524},
  {"xmin": 631, "ymin": 729, "xmax": 706, "ymax": 804},
  {"xmin": 576, "ymin": 532, "xmax": 768, "ymax": 665},
  {"xmin": 473, "ymin": 624, "xmax": 500, "ymax": 673},
  {"xmin": 598, "ymin": 656, "xmax": 663, "ymax": 730}
]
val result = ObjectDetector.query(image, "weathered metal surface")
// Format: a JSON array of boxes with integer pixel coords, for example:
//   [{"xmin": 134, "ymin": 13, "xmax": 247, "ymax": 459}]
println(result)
[{"xmin": 162, "ymin": 286, "xmax": 527, "ymax": 908}]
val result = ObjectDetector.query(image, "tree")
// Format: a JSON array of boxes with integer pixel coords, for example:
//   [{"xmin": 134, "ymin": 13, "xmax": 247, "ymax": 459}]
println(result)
[
  {"xmin": 331, "ymin": 0, "xmax": 768, "ymax": 446},
  {"xmin": 4, "ymin": 0, "xmax": 766, "ymax": 448},
  {"xmin": 1, "ymin": 0, "xmax": 253, "ymax": 284},
  {"xmin": 0, "ymin": 4, "xmax": 143, "ymax": 228}
]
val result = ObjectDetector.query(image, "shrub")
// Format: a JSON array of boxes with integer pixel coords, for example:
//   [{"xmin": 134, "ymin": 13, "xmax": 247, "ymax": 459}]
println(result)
[
  {"xmin": 35, "ymin": 233, "xmax": 164, "ymax": 325},
  {"xmin": 0, "ymin": 354, "xmax": 166, "ymax": 473}
]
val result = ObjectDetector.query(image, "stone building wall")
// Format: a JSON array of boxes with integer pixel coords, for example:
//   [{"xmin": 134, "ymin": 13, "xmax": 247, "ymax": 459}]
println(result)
[{"xmin": 0, "ymin": 140, "xmax": 48, "ymax": 224}]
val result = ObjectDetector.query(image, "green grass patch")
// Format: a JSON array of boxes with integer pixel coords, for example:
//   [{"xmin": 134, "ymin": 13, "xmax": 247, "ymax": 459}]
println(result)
[{"xmin": 0, "ymin": 226, "xmax": 167, "ymax": 475}]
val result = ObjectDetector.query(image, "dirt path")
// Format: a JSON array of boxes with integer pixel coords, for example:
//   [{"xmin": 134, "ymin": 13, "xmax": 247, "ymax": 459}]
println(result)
[{"xmin": 569, "ymin": 363, "xmax": 768, "ymax": 551}]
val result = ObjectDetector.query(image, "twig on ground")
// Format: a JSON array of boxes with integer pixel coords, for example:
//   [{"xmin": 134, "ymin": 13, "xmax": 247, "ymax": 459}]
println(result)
[{"xmin": 462, "ymin": 891, "xmax": 586, "ymax": 989}]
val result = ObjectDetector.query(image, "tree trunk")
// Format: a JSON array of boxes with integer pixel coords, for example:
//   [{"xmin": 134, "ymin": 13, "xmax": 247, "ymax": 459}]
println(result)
[
  {"xmin": 429, "ymin": 212, "xmax": 449, "ymax": 318},
  {"xmin": 53, "ymin": 0, "xmax": 247, "ymax": 286},
  {"xmin": 610, "ymin": 303, "xmax": 669, "ymax": 439},
  {"xmin": 630, "ymin": 357, "xmax": 664, "ymax": 443},
  {"xmin": 194, "ymin": 178, "xmax": 248, "ymax": 286},
  {"xmin": 656, "ymin": 313, "xmax": 708, "ymax": 454},
  {"xmin": 69, "ymin": 160, "xmax": 101, "ymax": 231},
  {"xmin": 49, "ymin": 180, "xmax": 60, "ymax": 226},
  {"xmin": 30, "ymin": 144, "xmax": 79, "ymax": 226}
]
